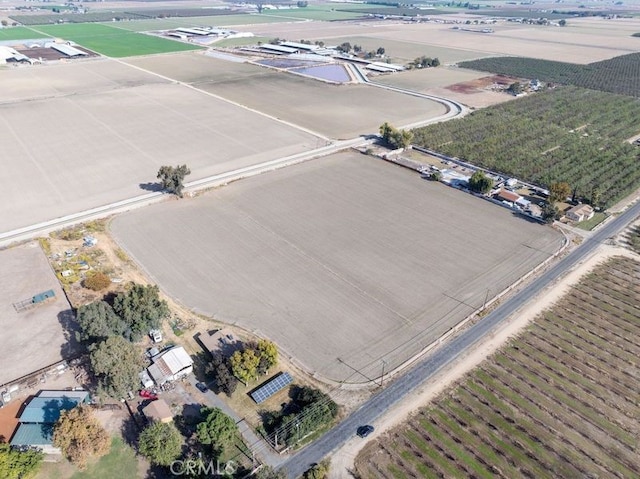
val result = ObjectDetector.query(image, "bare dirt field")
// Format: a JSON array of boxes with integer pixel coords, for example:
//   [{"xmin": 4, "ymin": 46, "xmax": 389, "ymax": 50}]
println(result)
[
  {"xmin": 126, "ymin": 53, "xmax": 447, "ymax": 139},
  {"xmin": 111, "ymin": 151, "xmax": 564, "ymax": 383},
  {"xmin": 237, "ymin": 19, "xmax": 640, "ymax": 63},
  {"xmin": 374, "ymin": 68, "xmax": 518, "ymax": 109},
  {"xmin": 375, "ymin": 67, "xmax": 488, "ymax": 91},
  {"xmin": 311, "ymin": 35, "xmax": 490, "ymax": 64},
  {"xmin": 0, "ymin": 242, "xmax": 77, "ymax": 386},
  {"xmin": 0, "ymin": 56, "xmax": 320, "ymax": 234}
]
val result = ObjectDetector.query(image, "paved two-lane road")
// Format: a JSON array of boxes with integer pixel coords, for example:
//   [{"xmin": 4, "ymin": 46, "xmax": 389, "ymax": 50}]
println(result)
[{"xmin": 282, "ymin": 200, "xmax": 640, "ymax": 478}]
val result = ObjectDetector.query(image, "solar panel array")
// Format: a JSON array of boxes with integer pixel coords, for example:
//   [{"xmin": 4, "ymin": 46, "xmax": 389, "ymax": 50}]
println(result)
[{"xmin": 250, "ymin": 372, "xmax": 293, "ymax": 404}]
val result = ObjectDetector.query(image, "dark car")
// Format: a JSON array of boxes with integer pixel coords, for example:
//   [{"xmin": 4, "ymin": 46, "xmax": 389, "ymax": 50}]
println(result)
[
  {"xmin": 357, "ymin": 425, "xmax": 375, "ymax": 438},
  {"xmin": 195, "ymin": 382, "xmax": 208, "ymax": 393}
]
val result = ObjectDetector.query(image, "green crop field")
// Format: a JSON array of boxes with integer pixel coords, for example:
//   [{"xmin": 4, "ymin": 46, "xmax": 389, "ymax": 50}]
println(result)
[
  {"xmin": 356, "ymin": 256, "xmax": 640, "ymax": 478},
  {"xmin": 412, "ymin": 86, "xmax": 640, "ymax": 207},
  {"xmin": 0, "ymin": 27, "xmax": 51, "ymax": 41},
  {"xmin": 459, "ymin": 52, "xmax": 640, "ymax": 98},
  {"xmin": 31, "ymin": 23, "xmax": 201, "ymax": 57}
]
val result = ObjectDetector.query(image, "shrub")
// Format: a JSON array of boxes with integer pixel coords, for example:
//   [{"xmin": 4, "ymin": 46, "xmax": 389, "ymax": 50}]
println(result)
[{"xmin": 84, "ymin": 272, "xmax": 111, "ymax": 291}]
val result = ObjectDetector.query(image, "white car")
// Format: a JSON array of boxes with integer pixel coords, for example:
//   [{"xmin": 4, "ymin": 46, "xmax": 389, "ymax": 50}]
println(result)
[{"xmin": 149, "ymin": 329, "xmax": 163, "ymax": 343}]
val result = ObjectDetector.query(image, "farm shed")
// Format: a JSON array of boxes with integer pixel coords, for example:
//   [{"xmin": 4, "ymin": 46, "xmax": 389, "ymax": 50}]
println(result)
[
  {"xmin": 142, "ymin": 398, "xmax": 173, "ymax": 423},
  {"xmin": 281, "ymin": 41, "xmax": 318, "ymax": 52},
  {"xmin": 147, "ymin": 346, "xmax": 193, "ymax": 385},
  {"xmin": 496, "ymin": 189, "xmax": 522, "ymax": 203},
  {"xmin": 45, "ymin": 42, "xmax": 87, "ymax": 57},
  {"xmin": 176, "ymin": 27, "xmax": 211, "ymax": 36},
  {"xmin": 566, "ymin": 203, "xmax": 594, "ymax": 222},
  {"xmin": 260, "ymin": 44, "xmax": 298, "ymax": 55},
  {"xmin": 10, "ymin": 390, "xmax": 89, "ymax": 454},
  {"xmin": 196, "ymin": 328, "xmax": 241, "ymax": 357}
]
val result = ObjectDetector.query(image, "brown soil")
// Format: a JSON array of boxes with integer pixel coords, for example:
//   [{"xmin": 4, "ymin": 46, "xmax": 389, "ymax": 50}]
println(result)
[
  {"xmin": 447, "ymin": 74, "xmax": 519, "ymax": 94},
  {"xmin": 0, "ymin": 400, "xmax": 21, "ymax": 443}
]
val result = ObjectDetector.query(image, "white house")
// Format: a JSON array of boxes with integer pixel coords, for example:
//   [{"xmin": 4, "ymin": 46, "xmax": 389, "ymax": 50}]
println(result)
[{"xmin": 566, "ymin": 203, "xmax": 595, "ymax": 222}]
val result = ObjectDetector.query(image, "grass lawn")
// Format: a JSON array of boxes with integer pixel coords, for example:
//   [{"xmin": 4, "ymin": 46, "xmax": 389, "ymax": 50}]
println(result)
[
  {"xmin": 0, "ymin": 26, "xmax": 51, "ymax": 41},
  {"xmin": 36, "ymin": 437, "xmax": 139, "ymax": 479},
  {"xmin": 576, "ymin": 212, "xmax": 608, "ymax": 231},
  {"xmin": 31, "ymin": 23, "xmax": 201, "ymax": 57}
]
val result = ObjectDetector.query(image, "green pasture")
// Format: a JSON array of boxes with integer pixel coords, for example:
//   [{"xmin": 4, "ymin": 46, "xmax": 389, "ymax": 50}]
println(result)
[
  {"xmin": 0, "ymin": 26, "xmax": 51, "ymax": 41},
  {"xmin": 32, "ymin": 23, "xmax": 201, "ymax": 57}
]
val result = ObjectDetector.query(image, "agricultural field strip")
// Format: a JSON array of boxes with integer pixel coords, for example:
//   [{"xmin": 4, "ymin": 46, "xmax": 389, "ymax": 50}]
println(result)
[
  {"xmin": 459, "ymin": 53, "xmax": 640, "ymax": 98},
  {"xmin": 356, "ymin": 257, "xmax": 640, "ymax": 478},
  {"xmin": 26, "ymin": 23, "xmax": 201, "ymax": 57}
]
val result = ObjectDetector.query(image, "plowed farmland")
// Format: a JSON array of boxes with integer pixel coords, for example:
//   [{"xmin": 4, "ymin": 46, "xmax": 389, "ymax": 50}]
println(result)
[{"xmin": 356, "ymin": 256, "xmax": 640, "ymax": 478}]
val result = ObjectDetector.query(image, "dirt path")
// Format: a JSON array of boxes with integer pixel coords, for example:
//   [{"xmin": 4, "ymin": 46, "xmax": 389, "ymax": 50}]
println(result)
[{"xmin": 329, "ymin": 243, "xmax": 638, "ymax": 478}]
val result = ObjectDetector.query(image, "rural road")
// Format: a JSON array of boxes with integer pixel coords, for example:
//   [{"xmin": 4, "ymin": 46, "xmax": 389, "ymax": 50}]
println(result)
[
  {"xmin": 0, "ymin": 95, "xmax": 463, "ymax": 248},
  {"xmin": 280, "ymin": 199, "xmax": 640, "ymax": 478}
]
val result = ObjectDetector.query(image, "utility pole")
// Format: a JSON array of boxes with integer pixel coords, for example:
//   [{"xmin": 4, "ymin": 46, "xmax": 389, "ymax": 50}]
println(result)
[
  {"xmin": 483, "ymin": 288, "xmax": 491, "ymax": 311},
  {"xmin": 380, "ymin": 359, "xmax": 387, "ymax": 387}
]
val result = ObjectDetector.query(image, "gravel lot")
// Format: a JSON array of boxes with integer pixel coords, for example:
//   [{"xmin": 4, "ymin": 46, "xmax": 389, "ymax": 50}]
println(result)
[
  {"xmin": 0, "ymin": 57, "xmax": 319, "ymax": 233},
  {"xmin": 0, "ymin": 242, "xmax": 77, "ymax": 386},
  {"xmin": 111, "ymin": 151, "xmax": 564, "ymax": 382}
]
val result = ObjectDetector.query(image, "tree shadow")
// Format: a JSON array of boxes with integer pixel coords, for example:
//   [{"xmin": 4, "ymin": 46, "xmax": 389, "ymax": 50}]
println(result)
[
  {"xmin": 144, "ymin": 465, "xmax": 173, "ymax": 479},
  {"xmin": 139, "ymin": 182, "xmax": 164, "ymax": 193},
  {"xmin": 120, "ymin": 407, "xmax": 143, "ymax": 449},
  {"xmin": 57, "ymin": 309, "xmax": 82, "ymax": 359}
]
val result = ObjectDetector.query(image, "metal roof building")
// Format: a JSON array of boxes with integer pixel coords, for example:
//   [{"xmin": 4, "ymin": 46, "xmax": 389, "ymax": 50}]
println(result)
[
  {"xmin": 260, "ymin": 44, "xmax": 298, "ymax": 55},
  {"xmin": 9, "ymin": 390, "xmax": 89, "ymax": 454},
  {"xmin": 147, "ymin": 346, "xmax": 193, "ymax": 385},
  {"xmin": 18, "ymin": 397, "xmax": 82, "ymax": 423},
  {"xmin": 280, "ymin": 41, "xmax": 318, "ymax": 51},
  {"xmin": 45, "ymin": 42, "xmax": 87, "ymax": 57},
  {"xmin": 10, "ymin": 424, "xmax": 56, "ymax": 453}
]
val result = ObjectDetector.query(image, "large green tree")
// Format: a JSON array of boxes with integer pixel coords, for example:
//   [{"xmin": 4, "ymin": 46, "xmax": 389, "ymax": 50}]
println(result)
[
  {"xmin": 138, "ymin": 421, "xmax": 182, "ymax": 466},
  {"xmin": 379, "ymin": 122, "xmax": 413, "ymax": 149},
  {"xmin": 468, "ymin": 171, "xmax": 493, "ymax": 194},
  {"xmin": 112, "ymin": 283, "xmax": 169, "ymax": 341},
  {"xmin": 196, "ymin": 407, "xmax": 237, "ymax": 455},
  {"xmin": 75, "ymin": 300, "xmax": 128, "ymax": 343},
  {"xmin": 90, "ymin": 336, "xmax": 144, "ymax": 399},
  {"xmin": 0, "ymin": 444, "xmax": 42, "ymax": 479},
  {"xmin": 206, "ymin": 352, "xmax": 238, "ymax": 397},
  {"xmin": 230, "ymin": 349, "xmax": 260, "ymax": 386},
  {"xmin": 157, "ymin": 164, "xmax": 191, "ymax": 198},
  {"xmin": 256, "ymin": 339, "xmax": 278, "ymax": 375},
  {"xmin": 53, "ymin": 405, "xmax": 110, "ymax": 470}
]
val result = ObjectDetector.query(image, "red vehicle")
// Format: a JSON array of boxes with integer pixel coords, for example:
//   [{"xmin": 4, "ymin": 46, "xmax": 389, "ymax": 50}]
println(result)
[{"xmin": 139, "ymin": 389, "xmax": 158, "ymax": 400}]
